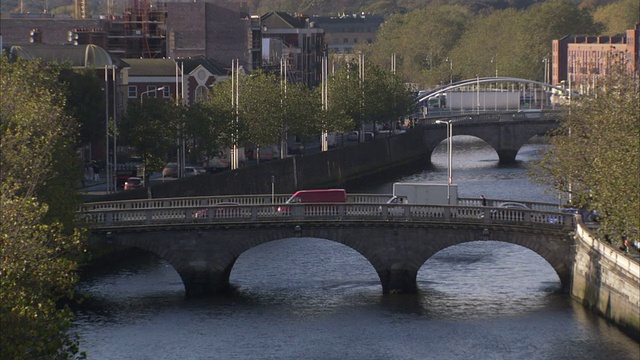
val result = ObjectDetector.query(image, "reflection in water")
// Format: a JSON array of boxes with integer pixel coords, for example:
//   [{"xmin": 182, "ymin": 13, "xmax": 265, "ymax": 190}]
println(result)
[{"xmin": 73, "ymin": 139, "xmax": 639, "ymax": 359}]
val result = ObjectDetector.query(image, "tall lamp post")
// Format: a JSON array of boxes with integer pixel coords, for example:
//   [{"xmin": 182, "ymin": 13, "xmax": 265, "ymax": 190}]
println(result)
[
  {"xmin": 141, "ymin": 86, "xmax": 165, "ymax": 104},
  {"xmin": 435, "ymin": 119, "xmax": 453, "ymax": 204},
  {"xmin": 139, "ymin": 86, "xmax": 165, "ymax": 182},
  {"xmin": 445, "ymin": 57, "xmax": 453, "ymax": 84}
]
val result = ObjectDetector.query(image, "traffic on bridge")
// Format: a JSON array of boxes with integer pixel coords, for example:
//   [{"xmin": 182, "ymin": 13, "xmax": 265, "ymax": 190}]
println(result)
[{"xmin": 79, "ymin": 194, "xmax": 575, "ymax": 229}]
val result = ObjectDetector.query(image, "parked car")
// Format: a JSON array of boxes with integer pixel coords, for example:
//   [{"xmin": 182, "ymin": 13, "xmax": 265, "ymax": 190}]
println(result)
[
  {"xmin": 184, "ymin": 166, "xmax": 206, "ymax": 177},
  {"xmin": 496, "ymin": 202, "xmax": 529, "ymax": 210},
  {"xmin": 162, "ymin": 162, "xmax": 178, "ymax": 178},
  {"xmin": 364, "ymin": 132, "xmax": 375, "ymax": 141},
  {"xmin": 123, "ymin": 177, "xmax": 144, "ymax": 190},
  {"xmin": 346, "ymin": 131, "xmax": 359, "ymax": 141},
  {"xmin": 346, "ymin": 131, "xmax": 375, "ymax": 142},
  {"xmin": 162, "ymin": 163, "xmax": 206, "ymax": 178},
  {"xmin": 480, "ymin": 202, "xmax": 529, "ymax": 219},
  {"xmin": 195, "ymin": 202, "xmax": 242, "ymax": 218}
]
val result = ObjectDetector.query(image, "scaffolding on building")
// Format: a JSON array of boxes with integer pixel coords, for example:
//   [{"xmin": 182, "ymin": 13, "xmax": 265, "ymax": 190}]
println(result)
[{"xmin": 106, "ymin": 0, "xmax": 167, "ymax": 58}]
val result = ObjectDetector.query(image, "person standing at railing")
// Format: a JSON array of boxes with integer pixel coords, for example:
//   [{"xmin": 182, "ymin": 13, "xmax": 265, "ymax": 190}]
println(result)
[{"xmin": 481, "ymin": 195, "xmax": 487, "ymax": 206}]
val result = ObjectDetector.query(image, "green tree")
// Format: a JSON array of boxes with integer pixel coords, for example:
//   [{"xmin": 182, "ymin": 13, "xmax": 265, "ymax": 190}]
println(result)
[
  {"xmin": 328, "ymin": 59, "xmax": 414, "ymax": 135},
  {"xmin": 119, "ymin": 97, "xmax": 180, "ymax": 175},
  {"xmin": 531, "ymin": 65, "xmax": 640, "ymax": 245},
  {"xmin": 449, "ymin": 0, "xmax": 602, "ymax": 81},
  {"xmin": 447, "ymin": 8, "xmax": 522, "ymax": 80},
  {"xmin": 1, "ymin": 56, "xmax": 86, "ymax": 359},
  {"xmin": 182, "ymin": 100, "xmax": 234, "ymax": 164},
  {"xmin": 363, "ymin": 5, "xmax": 473, "ymax": 87},
  {"xmin": 205, "ymin": 70, "xmax": 337, "ymax": 156},
  {"xmin": 55, "ymin": 65, "xmax": 105, "ymax": 150},
  {"xmin": 593, "ymin": 0, "xmax": 639, "ymax": 35}
]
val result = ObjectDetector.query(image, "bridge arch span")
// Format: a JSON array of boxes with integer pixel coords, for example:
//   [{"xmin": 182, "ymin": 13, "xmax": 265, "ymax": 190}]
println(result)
[
  {"xmin": 423, "ymin": 119, "xmax": 557, "ymax": 163},
  {"xmin": 100, "ymin": 220, "xmax": 573, "ymax": 297}
]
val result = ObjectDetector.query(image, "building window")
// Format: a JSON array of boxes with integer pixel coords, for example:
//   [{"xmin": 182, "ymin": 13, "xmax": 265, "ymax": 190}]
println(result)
[
  {"xmin": 194, "ymin": 85, "xmax": 207, "ymax": 103},
  {"xmin": 367, "ymin": 38, "xmax": 373, "ymax": 44},
  {"xmin": 163, "ymin": 87, "xmax": 170, "ymax": 98},
  {"xmin": 353, "ymin": 38, "xmax": 358, "ymax": 44},
  {"xmin": 333, "ymin": 37, "xmax": 339, "ymax": 44},
  {"xmin": 343, "ymin": 38, "xmax": 348, "ymax": 44},
  {"xmin": 146, "ymin": 86, "xmax": 157, "ymax": 98},
  {"xmin": 128, "ymin": 86, "xmax": 137, "ymax": 98}
]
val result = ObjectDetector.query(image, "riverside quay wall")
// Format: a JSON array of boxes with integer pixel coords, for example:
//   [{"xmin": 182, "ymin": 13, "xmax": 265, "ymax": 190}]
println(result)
[
  {"xmin": 97, "ymin": 128, "xmax": 428, "ymax": 201},
  {"xmin": 572, "ymin": 223, "xmax": 640, "ymax": 340}
]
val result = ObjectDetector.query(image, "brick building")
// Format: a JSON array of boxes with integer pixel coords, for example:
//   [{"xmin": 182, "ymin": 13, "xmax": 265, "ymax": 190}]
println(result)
[
  {"xmin": 124, "ymin": 57, "xmax": 229, "ymax": 105},
  {"xmin": 552, "ymin": 24, "xmax": 639, "ymax": 92},
  {"xmin": 261, "ymin": 12, "xmax": 325, "ymax": 87},
  {"xmin": 164, "ymin": 1, "xmax": 258, "ymax": 71}
]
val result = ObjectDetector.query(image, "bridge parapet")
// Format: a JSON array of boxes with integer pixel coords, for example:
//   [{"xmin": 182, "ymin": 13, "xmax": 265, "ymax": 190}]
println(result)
[
  {"xmin": 81, "ymin": 195, "xmax": 560, "ymax": 212},
  {"xmin": 79, "ymin": 201, "xmax": 575, "ymax": 230}
]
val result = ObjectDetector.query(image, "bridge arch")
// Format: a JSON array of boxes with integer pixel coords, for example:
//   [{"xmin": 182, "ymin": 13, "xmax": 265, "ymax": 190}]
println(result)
[
  {"xmin": 422, "ymin": 117, "xmax": 558, "ymax": 163},
  {"xmin": 100, "ymin": 220, "xmax": 573, "ymax": 297}
]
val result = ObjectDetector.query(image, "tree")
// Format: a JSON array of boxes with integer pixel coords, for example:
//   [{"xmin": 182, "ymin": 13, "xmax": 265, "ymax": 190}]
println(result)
[
  {"xmin": 1, "ymin": 56, "xmax": 86, "ymax": 359},
  {"xmin": 55, "ymin": 65, "xmax": 105, "ymax": 150},
  {"xmin": 531, "ymin": 65, "xmax": 640, "ymax": 245},
  {"xmin": 205, "ymin": 70, "xmax": 338, "ymax": 157},
  {"xmin": 592, "ymin": 0, "xmax": 639, "ymax": 35},
  {"xmin": 327, "ymin": 59, "xmax": 414, "ymax": 135},
  {"xmin": 363, "ymin": 5, "xmax": 473, "ymax": 87},
  {"xmin": 448, "ymin": 0, "xmax": 602, "ymax": 81},
  {"xmin": 119, "ymin": 97, "xmax": 181, "ymax": 175},
  {"xmin": 181, "ymin": 100, "xmax": 234, "ymax": 164}
]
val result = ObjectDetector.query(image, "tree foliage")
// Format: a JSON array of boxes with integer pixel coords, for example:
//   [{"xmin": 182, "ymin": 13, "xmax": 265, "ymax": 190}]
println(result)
[
  {"xmin": 592, "ymin": 0, "xmax": 639, "ymax": 35},
  {"xmin": 327, "ymin": 59, "xmax": 414, "ymax": 133},
  {"xmin": 531, "ymin": 65, "xmax": 640, "ymax": 244},
  {"xmin": 204, "ymin": 70, "xmax": 352, "ymax": 154},
  {"xmin": 55, "ymin": 65, "xmax": 105, "ymax": 149},
  {"xmin": 119, "ymin": 97, "xmax": 182, "ymax": 173},
  {"xmin": 1, "ymin": 56, "xmax": 86, "ymax": 359},
  {"xmin": 363, "ymin": 5, "xmax": 473, "ymax": 87},
  {"xmin": 364, "ymin": 0, "xmax": 604, "ymax": 87}
]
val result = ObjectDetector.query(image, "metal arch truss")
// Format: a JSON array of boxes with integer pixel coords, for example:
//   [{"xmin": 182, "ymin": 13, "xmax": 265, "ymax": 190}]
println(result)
[{"xmin": 416, "ymin": 77, "xmax": 572, "ymax": 105}]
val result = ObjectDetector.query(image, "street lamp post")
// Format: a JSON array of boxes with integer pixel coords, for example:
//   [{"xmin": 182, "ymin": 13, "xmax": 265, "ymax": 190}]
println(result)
[
  {"xmin": 445, "ymin": 57, "xmax": 453, "ymax": 84},
  {"xmin": 139, "ymin": 86, "xmax": 165, "ymax": 182},
  {"xmin": 140, "ymin": 86, "xmax": 165, "ymax": 104},
  {"xmin": 435, "ymin": 119, "xmax": 453, "ymax": 205}
]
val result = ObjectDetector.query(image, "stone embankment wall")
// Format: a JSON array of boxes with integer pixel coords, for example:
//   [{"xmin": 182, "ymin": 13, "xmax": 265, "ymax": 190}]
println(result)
[
  {"xmin": 95, "ymin": 128, "xmax": 428, "ymax": 201},
  {"xmin": 572, "ymin": 223, "xmax": 640, "ymax": 340}
]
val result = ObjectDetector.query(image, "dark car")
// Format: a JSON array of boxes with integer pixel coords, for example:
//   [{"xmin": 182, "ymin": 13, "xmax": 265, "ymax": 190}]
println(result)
[
  {"xmin": 123, "ymin": 177, "xmax": 144, "ymax": 190},
  {"xmin": 480, "ymin": 202, "xmax": 530, "ymax": 220},
  {"xmin": 194, "ymin": 202, "xmax": 243, "ymax": 219}
]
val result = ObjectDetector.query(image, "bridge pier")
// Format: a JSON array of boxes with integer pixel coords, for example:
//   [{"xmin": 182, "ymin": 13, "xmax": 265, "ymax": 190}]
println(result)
[
  {"xmin": 179, "ymin": 266, "xmax": 233, "ymax": 297},
  {"xmin": 378, "ymin": 268, "xmax": 418, "ymax": 294},
  {"xmin": 497, "ymin": 149, "xmax": 518, "ymax": 164}
]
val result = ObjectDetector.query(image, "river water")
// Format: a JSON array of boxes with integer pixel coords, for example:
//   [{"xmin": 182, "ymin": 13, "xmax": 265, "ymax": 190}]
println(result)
[{"xmin": 73, "ymin": 137, "xmax": 639, "ymax": 359}]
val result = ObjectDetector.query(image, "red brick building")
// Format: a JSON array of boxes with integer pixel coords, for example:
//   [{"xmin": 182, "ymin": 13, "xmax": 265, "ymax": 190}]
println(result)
[
  {"xmin": 164, "ymin": 1, "xmax": 258, "ymax": 71},
  {"xmin": 552, "ymin": 24, "xmax": 639, "ymax": 92}
]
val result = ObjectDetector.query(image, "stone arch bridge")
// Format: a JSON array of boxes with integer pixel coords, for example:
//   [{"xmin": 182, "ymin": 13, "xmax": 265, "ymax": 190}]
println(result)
[
  {"xmin": 82, "ymin": 195, "xmax": 576, "ymax": 297},
  {"xmin": 421, "ymin": 112, "xmax": 561, "ymax": 163}
]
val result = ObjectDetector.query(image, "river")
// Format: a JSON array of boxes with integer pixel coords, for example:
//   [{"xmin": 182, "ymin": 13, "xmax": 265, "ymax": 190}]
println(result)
[{"xmin": 73, "ymin": 136, "xmax": 640, "ymax": 359}]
